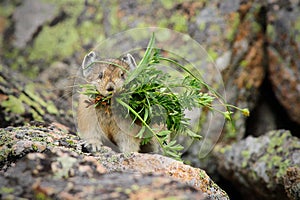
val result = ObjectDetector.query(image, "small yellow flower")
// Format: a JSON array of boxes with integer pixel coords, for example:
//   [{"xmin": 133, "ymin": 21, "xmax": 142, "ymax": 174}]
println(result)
[{"xmin": 242, "ymin": 108, "xmax": 250, "ymax": 117}]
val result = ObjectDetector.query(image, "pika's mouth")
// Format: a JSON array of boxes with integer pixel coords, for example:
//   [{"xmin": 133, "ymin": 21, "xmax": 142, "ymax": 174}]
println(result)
[
  {"xmin": 84, "ymin": 93, "xmax": 112, "ymax": 108},
  {"xmin": 94, "ymin": 94, "xmax": 111, "ymax": 107}
]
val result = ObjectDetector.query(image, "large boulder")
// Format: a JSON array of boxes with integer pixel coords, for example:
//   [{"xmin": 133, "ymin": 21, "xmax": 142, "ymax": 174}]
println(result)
[
  {"xmin": 215, "ymin": 130, "xmax": 300, "ymax": 200},
  {"xmin": 0, "ymin": 123, "xmax": 229, "ymax": 199}
]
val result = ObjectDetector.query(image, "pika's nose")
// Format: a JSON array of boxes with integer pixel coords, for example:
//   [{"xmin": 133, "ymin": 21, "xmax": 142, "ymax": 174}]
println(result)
[
  {"xmin": 107, "ymin": 86, "xmax": 114, "ymax": 92},
  {"xmin": 106, "ymin": 84, "xmax": 115, "ymax": 92}
]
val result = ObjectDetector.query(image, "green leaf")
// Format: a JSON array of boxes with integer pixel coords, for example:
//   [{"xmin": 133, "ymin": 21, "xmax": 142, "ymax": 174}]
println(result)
[
  {"xmin": 135, "ymin": 126, "xmax": 146, "ymax": 139},
  {"xmin": 156, "ymin": 130, "xmax": 171, "ymax": 137}
]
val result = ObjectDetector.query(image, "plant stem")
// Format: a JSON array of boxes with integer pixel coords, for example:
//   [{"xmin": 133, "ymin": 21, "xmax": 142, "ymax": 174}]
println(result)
[{"xmin": 115, "ymin": 97, "xmax": 167, "ymax": 154}]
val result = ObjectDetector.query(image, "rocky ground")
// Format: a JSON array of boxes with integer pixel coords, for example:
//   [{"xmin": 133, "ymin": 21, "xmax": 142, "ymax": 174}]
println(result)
[
  {"xmin": 0, "ymin": 123, "xmax": 228, "ymax": 199},
  {"xmin": 0, "ymin": 0, "xmax": 299, "ymax": 199}
]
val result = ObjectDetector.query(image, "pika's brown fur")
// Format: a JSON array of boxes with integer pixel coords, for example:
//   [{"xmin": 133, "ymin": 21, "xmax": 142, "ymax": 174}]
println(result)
[{"xmin": 77, "ymin": 52, "xmax": 158, "ymax": 153}]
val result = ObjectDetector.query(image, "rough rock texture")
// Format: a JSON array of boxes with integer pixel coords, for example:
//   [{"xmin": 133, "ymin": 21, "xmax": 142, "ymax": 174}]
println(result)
[
  {"xmin": 0, "ymin": 123, "xmax": 229, "ymax": 200},
  {"xmin": 13, "ymin": 0, "xmax": 57, "ymax": 48},
  {"xmin": 183, "ymin": 0, "xmax": 269, "ymax": 169},
  {"xmin": 1, "ymin": 151, "xmax": 209, "ymax": 200},
  {"xmin": 215, "ymin": 130, "xmax": 300, "ymax": 200},
  {"xmin": 283, "ymin": 166, "xmax": 300, "ymax": 200},
  {"xmin": 0, "ymin": 1, "xmax": 300, "ymax": 199},
  {"xmin": 0, "ymin": 65, "xmax": 75, "ymax": 130},
  {"xmin": 266, "ymin": 0, "xmax": 300, "ymax": 124}
]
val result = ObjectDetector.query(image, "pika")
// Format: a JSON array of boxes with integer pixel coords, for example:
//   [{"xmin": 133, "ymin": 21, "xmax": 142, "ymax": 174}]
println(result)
[{"xmin": 77, "ymin": 51, "xmax": 158, "ymax": 153}]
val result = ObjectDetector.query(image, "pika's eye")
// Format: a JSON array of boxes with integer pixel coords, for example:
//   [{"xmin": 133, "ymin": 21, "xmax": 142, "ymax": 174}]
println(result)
[
  {"xmin": 98, "ymin": 72, "xmax": 103, "ymax": 79},
  {"xmin": 121, "ymin": 56, "xmax": 128, "ymax": 62},
  {"xmin": 120, "ymin": 71, "xmax": 125, "ymax": 78}
]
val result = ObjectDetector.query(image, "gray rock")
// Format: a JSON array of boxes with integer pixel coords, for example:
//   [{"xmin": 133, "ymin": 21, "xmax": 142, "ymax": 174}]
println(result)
[
  {"xmin": 13, "ymin": 0, "xmax": 57, "ymax": 48},
  {"xmin": 216, "ymin": 130, "xmax": 300, "ymax": 200},
  {"xmin": 0, "ymin": 123, "xmax": 229, "ymax": 200}
]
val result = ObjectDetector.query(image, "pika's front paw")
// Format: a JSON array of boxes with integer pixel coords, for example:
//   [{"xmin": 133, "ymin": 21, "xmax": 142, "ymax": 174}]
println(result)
[{"xmin": 81, "ymin": 140, "xmax": 103, "ymax": 153}]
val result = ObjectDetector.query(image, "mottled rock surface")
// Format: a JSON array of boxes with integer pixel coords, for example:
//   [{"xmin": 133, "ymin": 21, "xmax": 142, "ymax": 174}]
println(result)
[
  {"xmin": 266, "ymin": 0, "xmax": 300, "ymax": 124},
  {"xmin": 0, "ymin": 1, "xmax": 299, "ymax": 200},
  {"xmin": 215, "ymin": 130, "xmax": 300, "ymax": 200},
  {"xmin": 0, "ymin": 123, "xmax": 229, "ymax": 200},
  {"xmin": 13, "ymin": 0, "xmax": 57, "ymax": 48},
  {"xmin": 0, "ymin": 65, "xmax": 74, "ymax": 130}
]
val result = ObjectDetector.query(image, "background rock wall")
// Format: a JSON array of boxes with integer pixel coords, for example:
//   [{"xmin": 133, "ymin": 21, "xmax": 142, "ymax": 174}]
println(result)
[{"xmin": 0, "ymin": 1, "xmax": 299, "ymax": 199}]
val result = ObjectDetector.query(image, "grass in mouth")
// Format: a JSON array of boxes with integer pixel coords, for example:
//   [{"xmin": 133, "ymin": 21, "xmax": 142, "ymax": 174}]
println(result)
[{"xmin": 80, "ymin": 33, "xmax": 249, "ymax": 160}]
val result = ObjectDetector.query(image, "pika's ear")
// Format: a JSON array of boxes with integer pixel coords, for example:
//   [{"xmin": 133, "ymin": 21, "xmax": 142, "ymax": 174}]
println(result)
[
  {"xmin": 82, "ymin": 51, "xmax": 97, "ymax": 77},
  {"xmin": 121, "ymin": 53, "xmax": 137, "ymax": 71}
]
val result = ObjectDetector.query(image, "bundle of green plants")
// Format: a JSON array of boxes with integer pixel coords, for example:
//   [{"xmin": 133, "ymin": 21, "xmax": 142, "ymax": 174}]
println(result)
[{"xmin": 80, "ymin": 34, "xmax": 249, "ymax": 160}]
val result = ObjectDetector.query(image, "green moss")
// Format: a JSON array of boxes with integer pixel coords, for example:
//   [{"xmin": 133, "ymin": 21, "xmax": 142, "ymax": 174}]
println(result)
[
  {"xmin": 131, "ymin": 184, "xmax": 139, "ymax": 191},
  {"xmin": 35, "ymin": 191, "xmax": 51, "ymax": 200},
  {"xmin": 3, "ymin": 49, "xmax": 23, "ymax": 70},
  {"xmin": 115, "ymin": 187, "xmax": 123, "ymax": 193},
  {"xmin": 31, "ymin": 109, "xmax": 43, "ymax": 122},
  {"xmin": 25, "ymin": 84, "xmax": 46, "ymax": 105},
  {"xmin": 17, "ymin": 83, "xmax": 59, "ymax": 121},
  {"xmin": 32, "ymin": 143, "xmax": 38, "ymax": 151},
  {"xmin": 0, "ymin": 187, "xmax": 14, "ymax": 194},
  {"xmin": 241, "ymin": 150, "xmax": 250, "ymax": 168},
  {"xmin": 66, "ymin": 139, "xmax": 75, "ymax": 145},
  {"xmin": 78, "ymin": 21, "xmax": 104, "ymax": 45},
  {"xmin": 226, "ymin": 13, "xmax": 240, "ymax": 42},
  {"xmin": 46, "ymin": 102, "xmax": 59, "ymax": 115},
  {"xmin": 198, "ymin": 22, "xmax": 206, "ymax": 31},
  {"xmin": 160, "ymin": 0, "xmax": 176, "ymax": 9},
  {"xmin": 266, "ymin": 131, "xmax": 288, "ymax": 153},
  {"xmin": 258, "ymin": 131, "xmax": 295, "ymax": 183},
  {"xmin": 124, "ymin": 188, "xmax": 132, "ymax": 195},
  {"xmin": 0, "ymin": 2, "xmax": 16, "ymax": 17},
  {"xmin": 240, "ymin": 60, "xmax": 248, "ymax": 68},
  {"xmin": 158, "ymin": 18, "xmax": 170, "ymax": 28},
  {"xmin": 170, "ymin": 12, "xmax": 188, "ymax": 32},
  {"xmin": 0, "ymin": 75, "xmax": 5, "ymax": 84},
  {"xmin": 199, "ymin": 170, "xmax": 207, "ymax": 179},
  {"xmin": 106, "ymin": 1, "xmax": 128, "ymax": 33},
  {"xmin": 207, "ymin": 48, "xmax": 218, "ymax": 61},
  {"xmin": 1, "ymin": 95, "xmax": 25, "ymax": 114},
  {"xmin": 19, "ymin": 93, "xmax": 45, "ymax": 120},
  {"xmin": 29, "ymin": 21, "xmax": 79, "ymax": 62},
  {"xmin": 277, "ymin": 159, "xmax": 290, "ymax": 178},
  {"xmin": 251, "ymin": 21, "xmax": 261, "ymax": 34},
  {"xmin": 219, "ymin": 144, "xmax": 232, "ymax": 154},
  {"xmin": 267, "ymin": 24, "xmax": 276, "ymax": 41}
]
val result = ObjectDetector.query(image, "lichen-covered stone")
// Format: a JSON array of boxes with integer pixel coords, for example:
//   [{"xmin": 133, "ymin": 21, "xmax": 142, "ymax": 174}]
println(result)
[
  {"xmin": 0, "ymin": 123, "xmax": 229, "ymax": 199},
  {"xmin": 266, "ymin": 0, "xmax": 300, "ymax": 124},
  {"xmin": 0, "ymin": 65, "xmax": 74, "ymax": 129},
  {"xmin": 215, "ymin": 130, "xmax": 300, "ymax": 200},
  {"xmin": 12, "ymin": 0, "xmax": 57, "ymax": 48}
]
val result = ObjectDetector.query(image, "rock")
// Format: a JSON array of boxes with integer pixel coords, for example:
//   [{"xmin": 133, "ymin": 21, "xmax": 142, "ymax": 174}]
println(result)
[
  {"xmin": 215, "ymin": 130, "xmax": 300, "ymax": 200},
  {"xmin": 1, "ymin": 0, "xmax": 299, "ymax": 199},
  {"xmin": 183, "ymin": 0, "xmax": 268, "ymax": 168},
  {"xmin": 0, "ymin": 64, "xmax": 74, "ymax": 130},
  {"xmin": 101, "ymin": 153, "xmax": 228, "ymax": 199},
  {"xmin": 283, "ymin": 166, "xmax": 300, "ymax": 200},
  {"xmin": 0, "ymin": 123, "xmax": 229, "ymax": 200},
  {"xmin": 12, "ymin": 0, "xmax": 57, "ymax": 48},
  {"xmin": 266, "ymin": 0, "xmax": 300, "ymax": 124}
]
